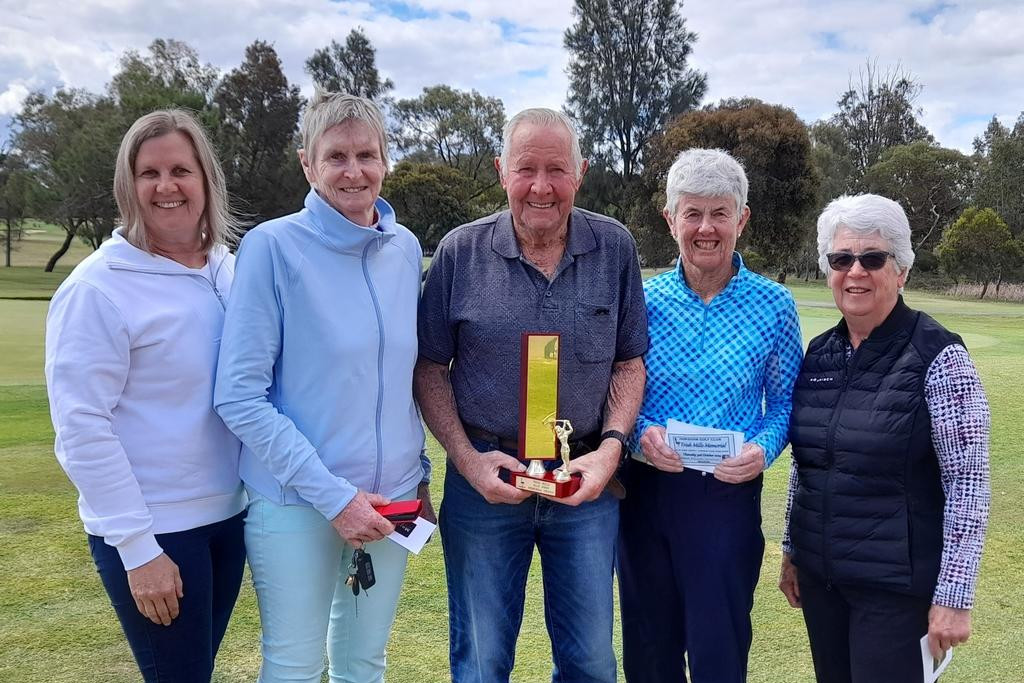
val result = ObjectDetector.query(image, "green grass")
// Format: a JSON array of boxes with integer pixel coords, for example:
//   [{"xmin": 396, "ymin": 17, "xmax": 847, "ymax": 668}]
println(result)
[
  {"xmin": 1, "ymin": 219, "xmax": 91, "ymax": 298},
  {"xmin": 1, "ymin": 280, "xmax": 1021, "ymax": 682}
]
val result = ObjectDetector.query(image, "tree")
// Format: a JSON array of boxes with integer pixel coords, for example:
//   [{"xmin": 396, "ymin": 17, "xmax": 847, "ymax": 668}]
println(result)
[
  {"xmin": 383, "ymin": 161, "xmax": 475, "ymax": 252},
  {"xmin": 305, "ymin": 28, "xmax": 394, "ymax": 101},
  {"xmin": 392, "ymin": 85, "xmax": 505, "ymax": 210},
  {"xmin": 0, "ymin": 149, "xmax": 35, "ymax": 267},
  {"xmin": 937, "ymin": 207, "xmax": 1023, "ymax": 298},
  {"xmin": 564, "ymin": 0, "xmax": 707, "ymax": 179},
  {"xmin": 829, "ymin": 61, "xmax": 932, "ymax": 180},
  {"xmin": 973, "ymin": 112, "xmax": 1024, "ymax": 238},
  {"xmin": 863, "ymin": 141, "xmax": 975, "ymax": 252},
  {"xmin": 634, "ymin": 99, "xmax": 819, "ymax": 278},
  {"xmin": 13, "ymin": 90, "xmax": 122, "ymax": 270},
  {"xmin": 109, "ymin": 39, "xmax": 219, "ymax": 121},
  {"xmin": 809, "ymin": 121, "xmax": 857, "ymax": 200},
  {"xmin": 215, "ymin": 41, "xmax": 305, "ymax": 225}
]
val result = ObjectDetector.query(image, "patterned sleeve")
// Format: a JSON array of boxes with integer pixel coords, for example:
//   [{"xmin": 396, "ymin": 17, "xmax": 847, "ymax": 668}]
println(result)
[
  {"xmin": 781, "ymin": 456, "xmax": 798, "ymax": 555},
  {"xmin": 926, "ymin": 343, "xmax": 991, "ymax": 609}
]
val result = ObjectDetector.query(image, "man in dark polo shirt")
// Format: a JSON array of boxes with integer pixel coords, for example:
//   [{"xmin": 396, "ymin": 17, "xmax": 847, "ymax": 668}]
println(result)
[{"xmin": 414, "ymin": 107, "xmax": 647, "ymax": 683}]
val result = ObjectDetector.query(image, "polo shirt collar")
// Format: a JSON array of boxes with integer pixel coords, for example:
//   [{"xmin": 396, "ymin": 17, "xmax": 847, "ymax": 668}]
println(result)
[
  {"xmin": 674, "ymin": 251, "xmax": 748, "ymax": 301},
  {"xmin": 491, "ymin": 208, "xmax": 598, "ymax": 259}
]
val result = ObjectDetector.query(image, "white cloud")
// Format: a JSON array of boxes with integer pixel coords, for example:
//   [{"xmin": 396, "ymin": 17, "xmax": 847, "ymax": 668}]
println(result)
[
  {"xmin": 0, "ymin": 81, "xmax": 30, "ymax": 116},
  {"xmin": 2, "ymin": 0, "xmax": 1023, "ymax": 152}
]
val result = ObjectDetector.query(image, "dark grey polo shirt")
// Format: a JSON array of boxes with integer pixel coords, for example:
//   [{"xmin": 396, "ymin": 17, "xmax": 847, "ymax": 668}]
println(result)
[{"xmin": 418, "ymin": 208, "xmax": 648, "ymax": 441}]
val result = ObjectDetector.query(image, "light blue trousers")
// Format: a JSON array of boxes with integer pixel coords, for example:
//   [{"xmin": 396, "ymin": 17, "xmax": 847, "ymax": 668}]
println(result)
[{"xmin": 245, "ymin": 488, "xmax": 412, "ymax": 683}]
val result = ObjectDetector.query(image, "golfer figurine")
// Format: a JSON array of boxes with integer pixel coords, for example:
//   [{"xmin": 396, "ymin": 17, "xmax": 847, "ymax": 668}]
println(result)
[{"xmin": 550, "ymin": 418, "xmax": 573, "ymax": 483}]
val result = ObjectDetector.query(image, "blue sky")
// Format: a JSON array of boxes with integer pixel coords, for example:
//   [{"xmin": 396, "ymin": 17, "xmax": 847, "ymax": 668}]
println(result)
[{"xmin": 3, "ymin": 0, "xmax": 1023, "ymax": 153}]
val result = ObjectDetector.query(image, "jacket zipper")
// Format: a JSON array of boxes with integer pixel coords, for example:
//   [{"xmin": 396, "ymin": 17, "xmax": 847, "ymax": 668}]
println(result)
[
  {"xmin": 362, "ymin": 240, "xmax": 386, "ymax": 494},
  {"xmin": 821, "ymin": 348, "xmax": 853, "ymax": 587}
]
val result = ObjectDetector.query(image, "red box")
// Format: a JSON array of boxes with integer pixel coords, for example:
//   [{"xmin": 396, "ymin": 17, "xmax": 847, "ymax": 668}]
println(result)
[{"xmin": 374, "ymin": 499, "xmax": 422, "ymax": 521}]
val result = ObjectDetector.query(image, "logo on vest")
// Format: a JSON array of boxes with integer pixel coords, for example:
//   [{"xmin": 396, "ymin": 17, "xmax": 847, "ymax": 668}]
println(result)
[{"xmin": 807, "ymin": 376, "xmax": 835, "ymax": 384}]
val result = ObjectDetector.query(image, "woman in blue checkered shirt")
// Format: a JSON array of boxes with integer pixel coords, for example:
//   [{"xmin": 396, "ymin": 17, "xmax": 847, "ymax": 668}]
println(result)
[{"xmin": 618, "ymin": 148, "xmax": 804, "ymax": 683}]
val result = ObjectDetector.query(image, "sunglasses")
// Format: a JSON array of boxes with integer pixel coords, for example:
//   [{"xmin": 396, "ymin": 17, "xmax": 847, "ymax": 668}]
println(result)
[{"xmin": 825, "ymin": 250, "xmax": 895, "ymax": 272}]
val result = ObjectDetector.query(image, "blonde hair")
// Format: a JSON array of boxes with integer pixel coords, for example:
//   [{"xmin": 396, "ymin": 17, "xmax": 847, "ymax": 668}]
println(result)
[
  {"xmin": 113, "ymin": 109, "xmax": 240, "ymax": 253},
  {"xmin": 300, "ymin": 89, "xmax": 390, "ymax": 171}
]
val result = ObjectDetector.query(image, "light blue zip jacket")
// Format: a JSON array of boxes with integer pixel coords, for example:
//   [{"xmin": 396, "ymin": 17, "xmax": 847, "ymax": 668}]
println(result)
[{"xmin": 214, "ymin": 189, "xmax": 427, "ymax": 521}]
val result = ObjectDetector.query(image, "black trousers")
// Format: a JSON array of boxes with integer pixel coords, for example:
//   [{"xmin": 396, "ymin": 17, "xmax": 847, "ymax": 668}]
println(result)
[
  {"xmin": 89, "ymin": 511, "xmax": 246, "ymax": 683},
  {"xmin": 618, "ymin": 464, "xmax": 764, "ymax": 683},
  {"xmin": 797, "ymin": 569, "xmax": 931, "ymax": 683}
]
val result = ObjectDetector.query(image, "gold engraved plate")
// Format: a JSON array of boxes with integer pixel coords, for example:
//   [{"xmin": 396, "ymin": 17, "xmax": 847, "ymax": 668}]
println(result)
[{"xmin": 514, "ymin": 477, "xmax": 557, "ymax": 496}]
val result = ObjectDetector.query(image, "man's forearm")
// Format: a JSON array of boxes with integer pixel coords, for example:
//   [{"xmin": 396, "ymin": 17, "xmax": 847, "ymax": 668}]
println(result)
[
  {"xmin": 413, "ymin": 357, "xmax": 475, "ymax": 469},
  {"xmin": 601, "ymin": 356, "xmax": 646, "ymax": 453}
]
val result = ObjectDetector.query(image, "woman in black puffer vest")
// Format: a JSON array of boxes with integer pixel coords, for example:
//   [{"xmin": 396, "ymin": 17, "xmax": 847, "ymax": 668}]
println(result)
[{"xmin": 778, "ymin": 194, "xmax": 990, "ymax": 683}]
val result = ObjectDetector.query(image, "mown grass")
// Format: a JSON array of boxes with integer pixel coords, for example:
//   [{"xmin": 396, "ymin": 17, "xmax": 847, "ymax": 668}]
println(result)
[{"xmin": 1, "ymin": 277, "xmax": 1021, "ymax": 682}]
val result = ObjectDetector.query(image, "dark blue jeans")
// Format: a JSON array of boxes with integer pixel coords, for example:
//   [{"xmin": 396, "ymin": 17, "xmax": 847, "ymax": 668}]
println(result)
[
  {"xmin": 618, "ymin": 463, "xmax": 764, "ymax": 683},
  {"xmin": 88, "ymin": 511, "xmax": 246, "ymax": 683},
  {"xmin": 440, "ymin": 445, "xmax": 618, "ymax": 683}
]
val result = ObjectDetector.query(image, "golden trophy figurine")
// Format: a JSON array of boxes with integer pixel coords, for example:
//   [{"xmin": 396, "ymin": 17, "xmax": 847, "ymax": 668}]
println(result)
[{"xmin": 547, "ymin": 417, "xmax": 573, "ymax": 483}]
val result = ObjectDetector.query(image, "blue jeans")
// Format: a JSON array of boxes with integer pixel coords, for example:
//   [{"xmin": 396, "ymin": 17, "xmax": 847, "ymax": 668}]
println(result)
[
  {"xmin": 440, "ymin": 447, "xmax": 618, "ymax": 683},
  {"xmin": 88, "ymin": 511, "xmax": 246, "ymax": 683},
  {"xmin": 245, "ymin": 487, "xmax": 413, "ymax": 683}
]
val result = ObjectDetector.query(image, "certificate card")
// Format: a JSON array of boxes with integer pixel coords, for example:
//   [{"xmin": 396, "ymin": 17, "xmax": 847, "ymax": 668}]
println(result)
[
  {"xmin": 387, "ymin": 517, "xmax": 437, "ymax": 555},
  {"xmin": 664, "ymin": 419, "xmax": 743, "ymax": 473},
  {"xmin": 920, "ymin": 635, "xmax": 953, "ymax": 682}
]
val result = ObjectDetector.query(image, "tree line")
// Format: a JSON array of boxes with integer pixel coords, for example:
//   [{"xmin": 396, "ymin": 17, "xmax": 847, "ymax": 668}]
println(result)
[{"xmin": 1, "ymin": 0, "xmax": 1022, "ymax": 297}]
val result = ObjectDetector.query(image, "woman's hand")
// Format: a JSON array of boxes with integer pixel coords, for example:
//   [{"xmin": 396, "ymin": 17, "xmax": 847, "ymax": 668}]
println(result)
[
  {"xmin": 331, "ymin": 491, "xmax": 395, "ymax": 548},
  {"xmin": 639, "ymin": 425, "xmax": 685, "ymax": 472},
  {"xmin": 715, "ymin": 442, "xmax": 765, "ymax": 484},
  {"xmin": 927, "ymin": 605, "xmax": 971, "ymax": 659},
  {"xmin": 126, "ymin": 553, "xmax": 183, "ymax": 626},
  {"xmin": 778, "ymin": 553, "xmax": 801, "ymax": 608}
]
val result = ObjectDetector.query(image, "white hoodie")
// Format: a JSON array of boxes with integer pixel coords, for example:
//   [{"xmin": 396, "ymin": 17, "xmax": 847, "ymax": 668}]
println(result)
[{"xmin": 45, "ymin": 228, "xmax": 244, "ymax": 570}]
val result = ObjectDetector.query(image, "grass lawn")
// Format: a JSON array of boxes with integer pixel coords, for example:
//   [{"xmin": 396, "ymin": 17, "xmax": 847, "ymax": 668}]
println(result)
[
  {"xmin": 1, "ymin": 220, "xmax": 92, "ymax": 299},
  {"xmin": 1, "ymin": 276, "xmax": 1021, "ymax": 682}
]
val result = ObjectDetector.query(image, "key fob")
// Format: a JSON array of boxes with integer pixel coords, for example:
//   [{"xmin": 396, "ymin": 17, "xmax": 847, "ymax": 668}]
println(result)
[{"xmin": 356, "ymin": 550, "xmax": 376, "ymax": 590}]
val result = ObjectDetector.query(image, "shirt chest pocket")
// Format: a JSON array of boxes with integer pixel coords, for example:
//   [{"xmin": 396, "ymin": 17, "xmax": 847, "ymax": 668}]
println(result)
[{"xmin": 574, "ymin": 301, "xmax": 616, "ymax": 363}]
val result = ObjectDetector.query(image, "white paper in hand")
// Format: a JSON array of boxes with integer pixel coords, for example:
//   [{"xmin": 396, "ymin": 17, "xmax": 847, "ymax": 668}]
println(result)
[
  {"xmin": 664, "ymin": 419, "xmax": 744, "ymax": 473},
  {"xmin": 920, "ymin": 635, "xmax": 953, "ymax": 682},
  {"xmin": 387, "ymin": 517, "xmax": 437, "ymax": 555}
]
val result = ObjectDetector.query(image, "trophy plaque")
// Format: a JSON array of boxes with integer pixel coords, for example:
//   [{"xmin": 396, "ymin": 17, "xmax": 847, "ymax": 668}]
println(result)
[{"xmin": 507, "ymin": 333, "xmax": 581, "ymax": 497}]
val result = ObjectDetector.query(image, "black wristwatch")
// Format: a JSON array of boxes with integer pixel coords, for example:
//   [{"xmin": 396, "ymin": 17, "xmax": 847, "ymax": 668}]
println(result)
[{"xmin": 600, "ymin": 430, "xmax": 629, "ymax": 460}]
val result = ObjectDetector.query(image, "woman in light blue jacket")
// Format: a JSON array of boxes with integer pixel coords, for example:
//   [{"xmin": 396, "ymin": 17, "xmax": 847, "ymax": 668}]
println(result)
[{"xmin": 214, "ymin": 91, "xmax": 431, "ymax": 683}]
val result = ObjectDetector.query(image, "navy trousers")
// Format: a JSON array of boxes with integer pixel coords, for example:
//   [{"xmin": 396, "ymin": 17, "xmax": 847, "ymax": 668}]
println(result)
[
  {"xmin": 88, "ymin": 511, "xmax": 246, "ymax": 683},
  {"xmin": 618, "ymin": 463, "xmax": 764, "ymax": 683},
  {"xmin": 797, "ymin": 569, "xmax": 931, "ymax": 683}
]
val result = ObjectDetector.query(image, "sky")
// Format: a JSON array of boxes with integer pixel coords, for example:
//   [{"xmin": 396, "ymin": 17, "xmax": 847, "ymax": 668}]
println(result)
[{"xmin": 3, "ymin": 0, "xmax": 1024, "ymax": 153}]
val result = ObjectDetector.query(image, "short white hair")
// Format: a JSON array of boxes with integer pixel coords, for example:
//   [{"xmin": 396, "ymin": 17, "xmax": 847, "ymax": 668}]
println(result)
[
  {"xmin": 300, "ymin": 88, "xmax": 390, "ymax": 171},
  {"xmin": 816, "ymin": 194, "xmax": 915, "ymax": 275},
  {"xmin": 499, "ymin": 108, "xmax": 584, "ymax": 178},
  {"xmin": 663, "ymin": 148, "xmax": 748, "ymax": 218}
]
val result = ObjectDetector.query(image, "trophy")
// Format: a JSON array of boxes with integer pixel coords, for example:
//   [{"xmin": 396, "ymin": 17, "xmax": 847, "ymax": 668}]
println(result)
[{"xmin": 507, "ymin": 333, "xmax": 581, "ymax": 497}]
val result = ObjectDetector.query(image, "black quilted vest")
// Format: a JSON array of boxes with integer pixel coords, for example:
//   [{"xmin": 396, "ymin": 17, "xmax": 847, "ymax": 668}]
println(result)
[{"xmin": 788, "ymin": 298, "xmax": 960, "ymax": 596}]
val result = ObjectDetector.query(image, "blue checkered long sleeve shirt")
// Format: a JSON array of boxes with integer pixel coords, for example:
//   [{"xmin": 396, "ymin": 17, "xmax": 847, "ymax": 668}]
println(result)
[{"xmin": 634, "ymin": 255, "xmax": 803, "ymax": 467}]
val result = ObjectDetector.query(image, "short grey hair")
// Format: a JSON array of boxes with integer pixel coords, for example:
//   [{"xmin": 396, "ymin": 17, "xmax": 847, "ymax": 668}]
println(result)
[
  {"xmin": 113, "ymin": 108, "xmax": 240, "ymax": 253},
  {"xmin": 816, "ymin": 194, "xmax": 915, "ymax": 275},
  {"xmin": 300, "ymin": 89, "xmax": 390, "ymax": 171},
  {"xmin": 499, "ymin": 108, "xmax": 584, "ymax": 178},
  {"xmin": 663, "ymin": 148, "xmax": 748, "ymax": 218}
]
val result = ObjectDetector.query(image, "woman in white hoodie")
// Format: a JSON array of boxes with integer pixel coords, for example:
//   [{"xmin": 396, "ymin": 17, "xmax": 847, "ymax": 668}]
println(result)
[{"xmin": 45, "ymin": 109, "xmax": 246, "ymax": 683}]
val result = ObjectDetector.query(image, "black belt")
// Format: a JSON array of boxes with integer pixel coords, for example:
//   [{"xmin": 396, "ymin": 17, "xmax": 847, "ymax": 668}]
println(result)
[{"xmin": 463, "ymin": 425, "xmax": 600, "ymax": 459}]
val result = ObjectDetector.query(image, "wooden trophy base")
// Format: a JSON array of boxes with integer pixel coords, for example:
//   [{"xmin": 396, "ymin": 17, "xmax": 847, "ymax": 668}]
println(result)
[{"xmin": 509, "ymin": 470, "xmax": 581, "ymax": 497}]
